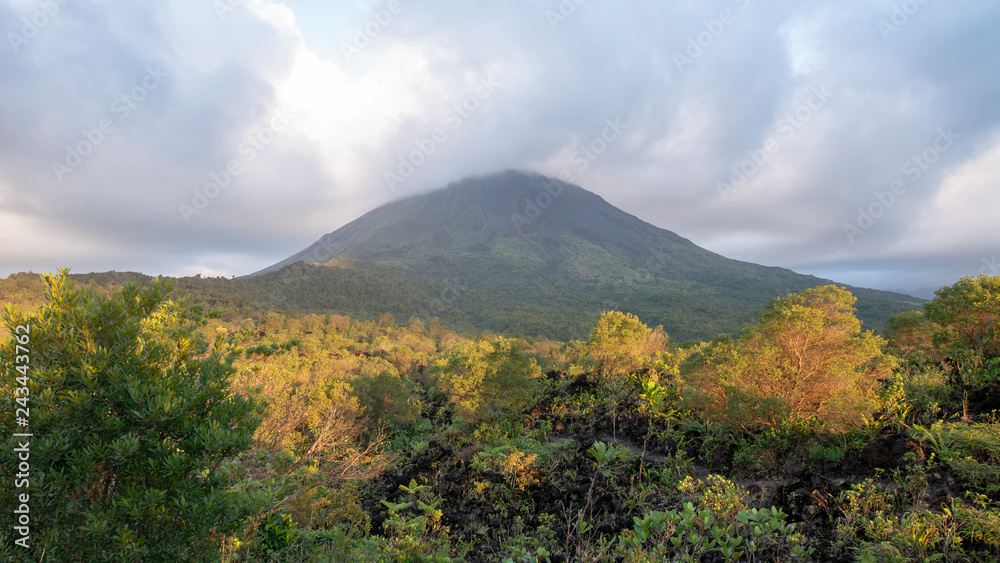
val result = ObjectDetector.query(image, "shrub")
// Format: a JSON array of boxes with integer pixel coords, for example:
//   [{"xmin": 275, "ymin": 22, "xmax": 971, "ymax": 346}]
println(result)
[
  {"xmin": 619, "ymin": 475, "xmax": 812, "ymax": 562},
  {"xmin": 588, "ymin": 311, "xmax": 671, "ymax": 378},
  {"xmin": 836, "ymin": 478, "xmax": 964, "ymax": 561},
  {"xmin": 0, "ymin": 271, "xmax": 263, "ymax": 561},
  {"xmin": 433, "ymin": 335, "xmax": 541, "ymax": 423},
  {"xmin": 351, "ymin": 371, "xmax": 419, "ymax": 429},
  {"xmin": 884, "ymin": 310, "xmax": 939, "ymax": 365},
  {"xmin": 911, "ymin": 421, "xmax": 1000, "ymax": 494}
]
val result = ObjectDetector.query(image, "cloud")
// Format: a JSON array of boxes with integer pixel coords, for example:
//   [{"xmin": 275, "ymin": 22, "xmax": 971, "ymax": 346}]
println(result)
[{"xmin": 0, "ymin": 0, "xmax": 997, "ymax": 298}]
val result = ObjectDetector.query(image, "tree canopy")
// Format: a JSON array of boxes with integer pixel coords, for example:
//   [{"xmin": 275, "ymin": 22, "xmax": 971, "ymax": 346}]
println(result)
[
  {"xmin": 588, "ymin": 311, "xmax": 669, "ymax": 378},
  {"xmin": 924, "ymin": 274, "xmax": 1000, "ymax": 372},
  {"xmin": 682, "ymin": 285, "xmax": 896, "ymax": 430}
]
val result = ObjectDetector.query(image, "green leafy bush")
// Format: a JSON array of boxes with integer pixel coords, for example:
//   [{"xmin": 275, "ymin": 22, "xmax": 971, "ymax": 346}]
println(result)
[
  {"xmin": 924, "ymin": 274, "xmax": 1000, "ymax": 374},
  {"xmin": 619, "ymin": 475, "xmax": 812, "ymax": 562},
  {"xmin": 351, "ymin": 371, "xmax": 419, "ymax": 428},
  {"xmin": 836, "ymin": 478, "xmax": 966, "ymax": 561},
  {"xmin": 0, "ymin": 271, "xmax": 264, "ymax": 561},
  {"xmin": 912, "ymin": 422, "xmax": 1000, "ymax": 494}
]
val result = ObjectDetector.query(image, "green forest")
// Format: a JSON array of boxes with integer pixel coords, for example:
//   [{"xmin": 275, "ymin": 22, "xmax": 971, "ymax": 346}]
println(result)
[{"xmin": 2, "ymin": 270, "xmax": 999, "ymax": 562}]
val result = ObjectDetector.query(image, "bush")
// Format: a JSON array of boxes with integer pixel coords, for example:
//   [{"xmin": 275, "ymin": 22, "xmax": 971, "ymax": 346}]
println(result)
[
  {"xmin": 884, "ymin": 310, "xmax": 940, "ymax": 365},
  {"xmin": 433, "ymin": 335, "xmax": 541, "ymax": 423},
  {"xmin": 0, "ymin": 271, "xmax": 263, "ymax": 561},
  {"xmin": 911, "ymin": 421, "xmax": 1000, "ymax": 494},
  {"xmin": 351, "ymin": 371, "xmax": 419, "ymax": 429},
  {"xmin": 588, "ymin": 311, "xmax": 671, "ymax": 378},
  {"xmin": 619, "ymin": 475, "xmax": 813, "ymax": 562}
]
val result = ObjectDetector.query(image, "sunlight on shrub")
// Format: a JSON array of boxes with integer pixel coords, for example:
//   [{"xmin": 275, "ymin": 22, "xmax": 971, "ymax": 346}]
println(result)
[
  {"xmin": 681, "ymin": 286, "xmax": 896, "ymax": 431},
  {"xmin": 472, "ymin": 445, "xmax": 541, "ymax": 491},
  {"xmin": 588, "ymin": 311, "xmax": 673, "ymax": 378},
  {"xmin": 433, "ymin": 335, "xmax": 541, "ymax": 423}
]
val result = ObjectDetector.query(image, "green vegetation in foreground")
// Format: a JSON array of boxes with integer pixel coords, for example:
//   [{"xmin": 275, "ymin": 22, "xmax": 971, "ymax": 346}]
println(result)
[{"xmin": 1, "ymin": 271, "xmax": 998, "ymax": 562}]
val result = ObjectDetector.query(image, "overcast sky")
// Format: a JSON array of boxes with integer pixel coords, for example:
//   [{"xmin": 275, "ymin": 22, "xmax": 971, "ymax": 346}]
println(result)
[{"xmin": 1, "ymin": 0, "xmax": 998, "ymax": 298}]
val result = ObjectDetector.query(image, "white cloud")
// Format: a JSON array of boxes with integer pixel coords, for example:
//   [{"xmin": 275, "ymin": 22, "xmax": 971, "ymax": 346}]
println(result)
[{"xmin": 895, "ymin": 134, "xmax": 1000, "ymax": 255}]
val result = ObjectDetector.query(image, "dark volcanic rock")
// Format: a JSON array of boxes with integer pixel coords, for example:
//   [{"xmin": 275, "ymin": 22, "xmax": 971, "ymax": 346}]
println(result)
[{"xmin": 860, "ymin": 431, "xmax": 924, "ymax": 469}]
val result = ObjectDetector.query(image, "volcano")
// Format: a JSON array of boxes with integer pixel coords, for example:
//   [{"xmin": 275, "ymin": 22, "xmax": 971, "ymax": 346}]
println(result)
[{"xmin": 252, "ymin": 170, "xmax": 921, "ymax": 340}]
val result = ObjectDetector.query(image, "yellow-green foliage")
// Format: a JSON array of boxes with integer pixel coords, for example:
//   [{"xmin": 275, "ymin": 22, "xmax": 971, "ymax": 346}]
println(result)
[
  {"xmin": 351, "ymin": 371, "xmax": 419, "ymax": 428},
  {"xmin": 588, "ymin": 311, "xmax": 671, "ymax": 378},
  {"xmin": 678, "ymin": 475, "xmax": 749, "ymax": 525},
  {"xmin": 8, "ymin": 270, "xmax": 1000, "ymax": 562},
  {"xmin": 0, "ymin": 272, "xmax": 264, "ymax": 561},
  {"xmin": 472, "ymin": 445, "xmax": 541, "ymax": 490},
  {"xmin": 619, "ymin": 475, "xmax": 812, "ymax": 562},
  {"xmin": 951, "ymin": 493, "xmax": 1000, "ymax": 552},
  {"xmin": 832, "ymin": 478, "xmax": 1000, "ymax": 561},
  {"xmin": 901, "ymin": 367, "xmax": 951, "ymax": 422},
  {"xmin": 234, "ymin": 360, "xmax": 365, "ymax": 462},
  {"xmin": 433, "ymin": 335, "xmax": 542, "ymax": 422},
  {"xmin": 884, "ymin": 310, "xmax": 940, "ymax": 364}
]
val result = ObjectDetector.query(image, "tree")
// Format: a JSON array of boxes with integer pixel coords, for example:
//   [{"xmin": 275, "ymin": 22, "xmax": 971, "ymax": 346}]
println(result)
[
  {"xmin": 434, "ymin": 335, "xmax": 541, "ymax": 422},
  {"xmin": 588, "ymin": 311, "xmax": 669, "ymax": 378},
  {"xmin": 923, "ymin": 274, "xmax": 1000, "ymax": 420},
  {"xmin": 883, "ymin": 310, "xmax": 938, "ymax": 364},
  {"xmin": 683, "ymin": 286, "xmax": 895, "ymax": 430},
  {"xmin": 924, "ymin": 274, "xmax": 1000, "ymax": 373},
  {"xmin": 351, "ymin": 371, "xmax": 419, "ymax": 428},
  {"xmin": 0, "ymin": 271, "xmax": 264, "ymax": 561}
]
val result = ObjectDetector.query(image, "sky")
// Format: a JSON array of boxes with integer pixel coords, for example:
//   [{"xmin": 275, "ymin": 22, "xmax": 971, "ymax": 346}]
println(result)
[{"xmin": 1, "ymin": 0, "xmax": 998, "ymax": 298}]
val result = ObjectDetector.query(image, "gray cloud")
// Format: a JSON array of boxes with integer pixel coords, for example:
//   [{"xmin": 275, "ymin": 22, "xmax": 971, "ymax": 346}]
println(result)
[{"xmin": 0, "ymin": 0, "xmax": 997, "ymax": 298}]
